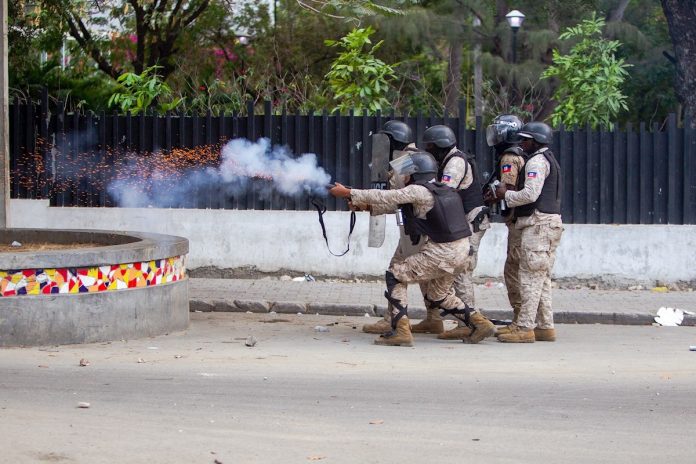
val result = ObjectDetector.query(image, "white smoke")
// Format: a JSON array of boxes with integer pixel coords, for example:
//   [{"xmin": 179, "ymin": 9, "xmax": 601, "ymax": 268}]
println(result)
[{"xmin": 108, "ymin": 138, "xmax": 332, "ymax": 208}]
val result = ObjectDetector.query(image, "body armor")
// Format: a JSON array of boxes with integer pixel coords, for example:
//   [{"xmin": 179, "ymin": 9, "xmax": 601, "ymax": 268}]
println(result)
[
  {"xmin": 515, "ymin": 150, "xmax": 562, "ymax": 217},
  {"xmin": 401, "ymin": 182, "xmax": 471, "ymax": 244}
]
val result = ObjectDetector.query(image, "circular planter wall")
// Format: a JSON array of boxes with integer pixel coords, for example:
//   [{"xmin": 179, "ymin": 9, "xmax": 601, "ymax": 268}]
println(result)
[{"xmin": 0, "ymin": 229, "xmax": 189, "ymax": 347}]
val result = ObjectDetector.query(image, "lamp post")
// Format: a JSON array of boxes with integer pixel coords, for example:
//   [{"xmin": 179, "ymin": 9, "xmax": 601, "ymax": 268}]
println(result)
[{"xmin": 505, "ymin": 10, "xmax": 525, "ymax": 64}]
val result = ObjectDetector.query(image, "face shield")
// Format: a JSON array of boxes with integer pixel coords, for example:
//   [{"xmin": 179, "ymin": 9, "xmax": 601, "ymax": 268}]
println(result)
[
  {"xmin": 486, "ymin": 124, "xmax": 512, "ymax": 147},
  {"xmin": 389, "ymin": 154, "xmax": 416, "ymax": 177}
]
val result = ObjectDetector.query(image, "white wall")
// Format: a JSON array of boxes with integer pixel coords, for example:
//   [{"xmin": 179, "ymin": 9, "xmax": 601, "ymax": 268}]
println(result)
[{"xmin": 10, "ymin": 199, "xmax": 696, "ymax": 284}]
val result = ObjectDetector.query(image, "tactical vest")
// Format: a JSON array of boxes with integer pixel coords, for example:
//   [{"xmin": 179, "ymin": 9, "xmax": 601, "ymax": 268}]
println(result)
[
  {"xmin": 437, "ymin": 150, "xmax": 484, "ymax": 214},
  {"xmin": 497, "ymin": 145, "xmax": 525, "ymax": 218},
  {"xmin": 401, "ymin": 182, "xmax": 471, "ymax": 243},
  {"xmin": 515, "ymin": 149, "xmax": 562, "ymax": 217}
]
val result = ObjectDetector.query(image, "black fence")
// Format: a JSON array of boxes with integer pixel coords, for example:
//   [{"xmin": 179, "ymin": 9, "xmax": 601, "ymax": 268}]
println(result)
[{"xmin": 9, "ymin": 93, "xmax": 696, "ymax": 224}]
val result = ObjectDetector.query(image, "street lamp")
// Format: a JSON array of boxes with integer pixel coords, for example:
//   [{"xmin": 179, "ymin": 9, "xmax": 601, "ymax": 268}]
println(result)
[{"xmin": 505, "ymin": 10, "xmax": 525, "ymax": 64}]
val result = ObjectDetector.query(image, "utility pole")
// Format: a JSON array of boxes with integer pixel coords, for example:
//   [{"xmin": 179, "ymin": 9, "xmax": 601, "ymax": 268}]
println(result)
[
  {"xmin": 0, "ymin": 0, "xmax": 9, "ymax": 229},
  {"xmin": 473, "ymin": 16, "xmax": 483, "ymax": 119}
]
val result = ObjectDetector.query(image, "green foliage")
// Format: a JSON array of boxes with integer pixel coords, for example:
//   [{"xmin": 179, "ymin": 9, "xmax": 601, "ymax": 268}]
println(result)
[
  {"xmin": 542, "ymin": 13, "xmax": 631, "ymax": 129},
  {"xmin": 108, "ymin": 67, "xmax": 183, "ymax": 115},
  {"xmin": 324, "ymin": 26, "xmax": 396, "ymax": 114}
]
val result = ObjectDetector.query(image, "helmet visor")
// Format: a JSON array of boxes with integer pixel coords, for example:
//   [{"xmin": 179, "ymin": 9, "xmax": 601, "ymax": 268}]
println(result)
[
  {"xmin": 486, "ymin": 124, "xmax": 509, "ymax": 147},
  {"xmin": 389, "ymin": 154, "xmax": 416, "ymax": 176}
]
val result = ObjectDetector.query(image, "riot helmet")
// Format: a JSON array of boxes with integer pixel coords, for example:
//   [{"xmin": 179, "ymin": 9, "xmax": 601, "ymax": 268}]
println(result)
[
  {"xmin": 389, "ymin": 151, "xmax": 438, "ymax": 184},
  {"xmin": 379, "ymin": 120, "xmax": 413, "ymax": 145},
  {"xmin": 517, "ymin": 122, "xmax": 553, "ymax": 145},
  {"xmin": 422, "ymin": 125, "xmax": 456, "ymax": 163},
  {"xmin": 486, "ymin": 115, "xmax": 523, "ymax": 147}
]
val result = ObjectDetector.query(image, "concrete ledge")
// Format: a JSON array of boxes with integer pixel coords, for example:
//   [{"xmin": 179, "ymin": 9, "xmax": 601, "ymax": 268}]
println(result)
[
  {"xmin": 0, "ymin": 280, "xmax": 189, "ymax": 347},
  {"xmin": 307, "ymin": 303, "xmax": 375, "ymax": 316},
  {"xmin": 0, "ymin": 228, "xmax": 189, "ymax": 269},
  {"xmin": 271, "ymin": 301, "xmax": 307, "ymax": 314},
  {"xmin": 188, "ymin": 298, "xmax": 696, "ymax": 327}
]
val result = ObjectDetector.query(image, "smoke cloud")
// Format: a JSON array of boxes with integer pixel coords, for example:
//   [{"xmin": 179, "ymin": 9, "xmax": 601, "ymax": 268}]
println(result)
[{"xmin": 107, "ymin": 138, "xmax": 332, "ymax": 208}]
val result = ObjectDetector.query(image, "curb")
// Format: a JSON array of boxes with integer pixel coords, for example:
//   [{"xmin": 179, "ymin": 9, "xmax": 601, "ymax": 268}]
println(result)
[{"xmin": 189, "ymin": 298, "xmax": 696, "ymax": 327}]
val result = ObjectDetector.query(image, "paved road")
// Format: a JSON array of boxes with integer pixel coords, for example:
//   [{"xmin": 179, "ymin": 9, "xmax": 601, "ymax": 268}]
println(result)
[{"xmin": 1, "ymin": 313, "xmax": 695, "ymax": 463}]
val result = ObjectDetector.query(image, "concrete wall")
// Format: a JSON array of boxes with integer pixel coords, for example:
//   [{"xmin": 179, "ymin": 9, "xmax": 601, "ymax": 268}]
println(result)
[{"xmin": 10, "ymin": 199, "xmax": 696, "ymax": 284}]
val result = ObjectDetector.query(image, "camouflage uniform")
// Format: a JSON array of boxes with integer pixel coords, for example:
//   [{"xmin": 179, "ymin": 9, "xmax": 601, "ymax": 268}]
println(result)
[
  {"xmin": 504, "ymin": 149, "xmax": 563, "ymax": 330},
  {"xmin": 439, "ymin": 147, "xmax": 490, "ymax": 307},
  {"xmin": 351, "ymin": 184, "xmax": 471, "ymax": 312},
  {"xmin": 362, "ymin": 144, "xmax": 428, "ymax": 334},
  {"xmin": 499, "ymin": 151, "xmax": 527, "ymax": 316}
]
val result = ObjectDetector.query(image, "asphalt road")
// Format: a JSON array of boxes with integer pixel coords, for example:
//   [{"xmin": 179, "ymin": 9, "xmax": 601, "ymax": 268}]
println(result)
[{"xmin": 1, "ymin": 313, "xmax": 695, "ymax": 464}]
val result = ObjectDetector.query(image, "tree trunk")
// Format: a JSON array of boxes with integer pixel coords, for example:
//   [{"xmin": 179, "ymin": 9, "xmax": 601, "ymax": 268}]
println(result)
[
  {"xmin": 608, "ymin": 0, "xmax": 631, "ymax": 22},
  {"xmin": 661, "ymin": 1, "xmax": 696, "ymax": 124},
  {"xmin": 444, "ymin": 36, "xmax": 462, "ymax": 116}
]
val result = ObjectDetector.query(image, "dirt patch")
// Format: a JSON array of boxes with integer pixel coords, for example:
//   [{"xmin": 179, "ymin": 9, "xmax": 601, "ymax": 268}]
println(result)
[{"xmin": 0, "ymin": 242, "xmax": 102, "ymax": 253}]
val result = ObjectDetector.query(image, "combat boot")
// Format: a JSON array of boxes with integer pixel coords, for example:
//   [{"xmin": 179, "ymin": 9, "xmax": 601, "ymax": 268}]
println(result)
[
  {"xmin": 495, "ymin": 308, "xmax": 521, "ymax": 335},
  {"xmin": 411, "ymin": 308, "xmax": 444, "ymax": 334},
  {"xmin": 362, "ymin": 318, "xmax": 391, "ymax": 334},
  {"xmin": 437, "ymin": 325, "xmax": 472, "ymax": 340},
  {"xmin": 462, "ymin": 311, "xmax": 496, "ymax": 344},
  {"xmin": 534, "ymin": 328, "xmax": 556, "ymax": 342},
  {"xmin": 374, "ymin": 317, "xmax": 414, "ymax": 347},
  {"xmin": 497, "ymin": 325, "xmax": 535, "ymax": 343}
]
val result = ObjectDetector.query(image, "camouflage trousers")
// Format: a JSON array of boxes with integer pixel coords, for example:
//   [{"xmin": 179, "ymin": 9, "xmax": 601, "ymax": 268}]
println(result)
[
  {"xmin": 503, "ymin": 222, "xmax": 523, "ymax": 314},
  {"xmin": 516, "ymin": 223, "xmax": 563, "ymax": 330},
  {"xmin": 453, "ymin": 228, "xmax": 487, "ymax": 307},
  {"xmin": 389, "ymin": 237, "xmax": 471, "ymax": 312}
]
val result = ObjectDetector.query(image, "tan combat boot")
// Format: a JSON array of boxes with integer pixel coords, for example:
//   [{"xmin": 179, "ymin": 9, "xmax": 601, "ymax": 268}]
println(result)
[
  {"xmin": 437, "ymin": 325, "xmax": 472, "ymax": 340},
  {"xmin": 374, "ymin": 317, "xmax": 414, "ymax": 347},
  {"xmin": 534, "ymin": 328, "xmax": 556, "ymax": 342},
  {"xmin": 497, "ymin": 325, "xmax": 535, "ymax": 343},
  {"xmin": 462, "ymin": 312, "xmax": 496, "ymax": 344},
  {"xmin": 411, "ymin": 308, "xmax": 444, "ymax": 334},
  {"xmin": 362, "ymin": 318, "xmax": 391, "ymax": 334},
  {"xmin": 495, "ymin": 308, "xmax": 521, "ymax": 335}
]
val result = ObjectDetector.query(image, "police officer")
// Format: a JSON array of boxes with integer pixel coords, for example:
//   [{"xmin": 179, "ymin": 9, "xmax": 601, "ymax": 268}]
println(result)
[
  {"xmin": 420, "ymin": 125, "xmax": 490, "ymax": 340},
  {"xmin": 482, "ymin": 115, "xmax": 526, "ymax": 330},
  {"xmin": 329, "ymin": 152, "xmax": 496, "ymax": 347},
  {"xmin": 361, "ymin": 120, "xmax": 431, "ymax": 335},
  {"xmin": 493, "ymin": 122, "xmax": 563, "ymax": 343}
]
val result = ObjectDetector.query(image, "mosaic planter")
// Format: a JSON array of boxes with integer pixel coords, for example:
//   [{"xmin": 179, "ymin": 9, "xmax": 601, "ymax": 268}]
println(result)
[{"xmin": 0, "ymin": 229, "xmax": 189, "ymax": 347}]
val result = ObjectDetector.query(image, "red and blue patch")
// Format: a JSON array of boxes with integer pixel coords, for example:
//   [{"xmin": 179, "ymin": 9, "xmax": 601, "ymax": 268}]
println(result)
[
  {"xmin": 441, "ymin": 174, "xmax": 452, "ymax": 182},
  {"xmin": 527, "ymin": 171, "xmax": 538, "ymax": 178},
  {"xmin": 502, "ymin": 164, "xmax": 512, "ymax": 173}
]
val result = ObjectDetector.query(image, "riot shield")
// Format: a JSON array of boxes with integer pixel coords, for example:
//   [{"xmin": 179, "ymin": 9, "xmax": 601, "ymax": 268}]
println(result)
[{"xmin": 367, "ymin": 133, "xmax": 391, "ymax": 248}]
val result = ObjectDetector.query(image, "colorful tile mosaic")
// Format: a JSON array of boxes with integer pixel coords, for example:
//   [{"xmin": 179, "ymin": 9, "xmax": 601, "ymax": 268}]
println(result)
[{"xmin": 0, "ymin": 255, "xmax": 186, "ymax": 297}]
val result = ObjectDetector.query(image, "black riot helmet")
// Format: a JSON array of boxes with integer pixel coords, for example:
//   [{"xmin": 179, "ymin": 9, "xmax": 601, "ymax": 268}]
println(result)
[
  {"xmin": 422, "ymin": 125, "xmax": 456, "ymax": 149},
  {"xmin": 517, "ymin": 121, "xmax": 553, "ymax": 145},
  {"xmin": 422, "ymin": 125, "xmax": 456, "ymax": 163},
  {"xmin": 390, "ymin": 151, "xmax": 438, "ymax": 184},
  {"xmin": 486, "ymin": 114, "xmax": 523, "ymax": 147},
  {"xmin": 379, "ymin": 120, "xmax": 414, "ymax": 145}
]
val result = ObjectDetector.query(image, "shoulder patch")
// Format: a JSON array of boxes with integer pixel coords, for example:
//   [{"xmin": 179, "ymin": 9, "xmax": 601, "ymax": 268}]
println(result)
[
  {"xmin": 441, "ymin": 174, "xmax": 452, "ymax": 182},
  {"xmin": 527, "ymin": 171, "xmax": 538, "ymax": 178},
  {"xmin": 502, "ymin": 164, "xmax": 512, "ymax": 173}
]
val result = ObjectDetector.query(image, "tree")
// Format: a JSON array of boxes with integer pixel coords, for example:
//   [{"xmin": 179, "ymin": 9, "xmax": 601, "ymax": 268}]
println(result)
[
  {"xmin": 542, "ymin": 14, "xmax": 630, "ymax": 129},
  {"xmin": 40, "ymin": 0, "xmax": 213, "ymax": 80},
  {"xmin": 324, "ymin": 27, "xmax": 395, "ymax": 113},
  {"xmin": 661, "ymin": 0, "xmax": 696, "ymax": 123}
]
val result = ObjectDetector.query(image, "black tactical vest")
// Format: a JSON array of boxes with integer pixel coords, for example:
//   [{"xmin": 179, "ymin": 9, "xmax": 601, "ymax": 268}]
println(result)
[
  {"xmin": 515, "ymin": 149, "xmax": 562, "ymax": 217},
  {"xmin": 437, "ymin": 150, "xmax": 484, "ymax": 214},
  {"xmin": 401, "ymin": 182, "xmax": 471, "ymax": 243}
]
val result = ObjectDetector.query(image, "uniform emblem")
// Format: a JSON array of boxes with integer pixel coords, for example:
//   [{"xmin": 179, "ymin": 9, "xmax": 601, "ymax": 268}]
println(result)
[
  {"xmin": 527, "ymin": 171, "xmax": 538, "ymax": 178},
  {"xmin": 441, "ymin": 174, "xmax": 452, "ymax": 182},
  {"xmin": 502, "ymin": 164, "xmax": 512, "ymax": 173}
]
